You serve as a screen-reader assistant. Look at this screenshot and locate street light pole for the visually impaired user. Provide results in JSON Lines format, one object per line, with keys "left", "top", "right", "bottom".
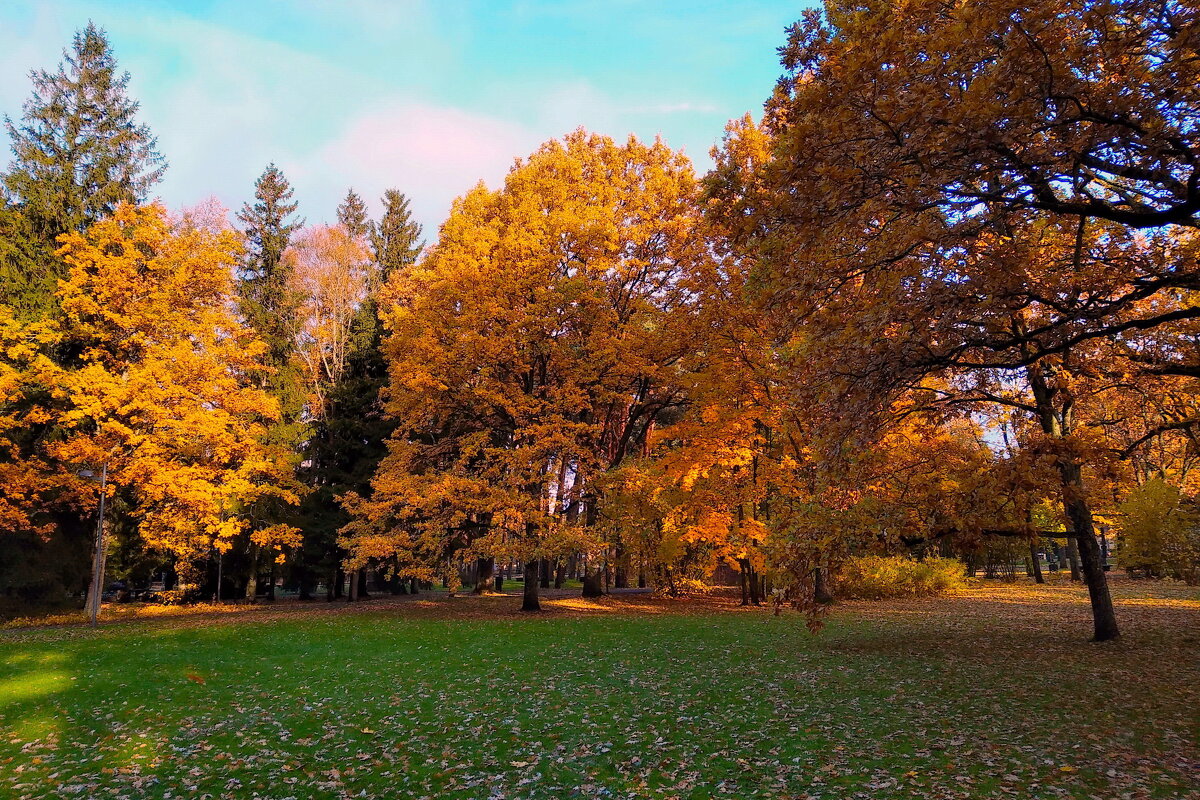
{"left": 85, "top": 462, "right": 109, "bottom": 627}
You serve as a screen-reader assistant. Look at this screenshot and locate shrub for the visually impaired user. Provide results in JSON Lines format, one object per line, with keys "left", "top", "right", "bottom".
{"left": 836, "top": 555, "right": 967, "bottom": 600}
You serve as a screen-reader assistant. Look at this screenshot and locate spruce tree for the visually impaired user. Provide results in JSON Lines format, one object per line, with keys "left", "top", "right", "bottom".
{"left": 294, "top": 189, "right": 423, "bottom": 598}
{"left": 236, "top": 164, "right": 303, "bottom": 372}
{"left": 4, "top": 22, "right": 165, "bottom": 240}
{"left": 235, "top": 164, "right": 305, "bottom": 601}
{"left": 370, "top": 189, "right": 423, "bottom": 284}
{"left": 336, "top": 188, "right": 369, "bottom": 240}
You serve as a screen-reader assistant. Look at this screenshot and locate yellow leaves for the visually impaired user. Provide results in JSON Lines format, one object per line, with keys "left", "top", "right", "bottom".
{"left": 0, "top": 202, "right": 294, "bottom": 567}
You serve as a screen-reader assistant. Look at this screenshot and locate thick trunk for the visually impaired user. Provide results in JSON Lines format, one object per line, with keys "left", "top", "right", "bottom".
{"left": 539, "top": 558, "right": 551, "bottom": 589}
{"left": 473, "top": 557, "right": 496, "bottom": 594}
{"left": 409, "top": 576, "right": 419, "bottom": 595}
{"left": 749, "top": 568, "right": 762, "bottom": 605}
{"left": 334, "top": 566, "right": 345, "bottom": 599}
{"left": 739, "top": 559, "right": 750, "bottom": 606}
{"left": 814, "top": 564, "right": 833, "bottom": 604}
{"left": 357, "top": 568, "right": 370, "bottom": 598}
{"left": 553, "top": 559, "right": 566, "bottom": 589}
{"left": 348, "top": 568, "right": 359, "bottom": 602}
{"left": 1029, "top": 542, "right": 1045, "bottom": 584}
{"left": 581, "top": 568, "right": 603, "bottom": 598}
{"left": 522, "top": 559, "right": 540, "bottom": 611}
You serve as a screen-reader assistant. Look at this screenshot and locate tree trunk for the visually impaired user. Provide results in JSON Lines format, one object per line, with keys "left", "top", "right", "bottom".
{"left": 814, "top": 564, "right": 833, "bottom": 604}
{"left": 267, "top": 559, "right": 277, "bottom": 601}
{"left": 522, "top": 559, "right": 540, "bottom": 611}
{"left": 1029, "top": 542, "right": 1045, "bottom": 584}
{"left": 581, "top": 568, "right": 603, "bottom": 598}
{"left": 1060, "top": 463, "right": 1119, "bottom": 640}
{"left": 749, "top": 567, "right": 762, "bottom": 605}
{"left": 348, "top": 568, "right": 359, "bottom": 602}
{"left": 244, "top": 542, "right": 259, "bottom": 603}
{"left": 1066, "top": 537, "right": 1082, "bottom": 582}
{"left": 473, "top": 557, "right": 495, "bottom": 594}
{"left": 553, "top": 559, "right": 566, "bottom": 589}
{"left": 739, "top": 558, "right": 750, "bottom": 606}
{"left": 539, "top": 558, "right": 551, "bottom": 589}
{"left": 1027, "top": 360, "right": 1118, "bottom": 640}
{"left": 409, "top": 576, "right": 419, "bottom": 595}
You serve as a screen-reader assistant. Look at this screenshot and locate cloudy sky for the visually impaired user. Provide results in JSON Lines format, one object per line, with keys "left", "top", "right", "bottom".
{"left": 0, "top": 1, "right": 809, "bottom": 236}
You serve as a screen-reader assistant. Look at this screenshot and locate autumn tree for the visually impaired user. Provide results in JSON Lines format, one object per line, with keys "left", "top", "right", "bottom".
{"left": 712, "top": 0, "right": 1200, "bottom": 640}
{"left": 343, "top": 131, "right": 707, "bottom": 610}
{"left": 0, "top": 204, "right": 297, "bottom": 600}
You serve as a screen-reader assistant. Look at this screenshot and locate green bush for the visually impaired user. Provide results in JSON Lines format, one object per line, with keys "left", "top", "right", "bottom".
{"left": 836, "top": 555, "right": 967, "bottom": 600}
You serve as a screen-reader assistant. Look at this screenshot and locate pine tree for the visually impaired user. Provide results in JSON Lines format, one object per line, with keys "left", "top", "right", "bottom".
{"left": 370, "top": 189, "right": 423, "bottom": 284}
{"left": 336, "top": 188, "right": 369, "bottom": 240}
{"left": 4, "top": 22, "right": 165, "bottom": 241}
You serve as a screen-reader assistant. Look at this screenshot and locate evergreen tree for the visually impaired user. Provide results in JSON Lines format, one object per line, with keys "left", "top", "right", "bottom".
{"left": 336, "top": 188, "right": 369, "bottom": 240}
{"left": 370, "top": 189, "right": 423, "bottom": 284}
{"left": 235, "top": 164, "right": 306, "bottom": 601}
{"left": 4, "top": 22, "right": 165, "bottom": 241}
{"left": 0, "top": 202, "right": 57, "bottom": 322}
{"left": 236, "top": 164, "right": 302, "bottom": 371}
{"left": 294, "top": 190, "right": 423, "bottom": 598}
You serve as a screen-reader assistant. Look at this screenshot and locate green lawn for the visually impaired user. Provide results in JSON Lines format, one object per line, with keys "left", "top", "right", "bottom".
{"left": 1, "top": 581, "right": 1198, "bottom": 799}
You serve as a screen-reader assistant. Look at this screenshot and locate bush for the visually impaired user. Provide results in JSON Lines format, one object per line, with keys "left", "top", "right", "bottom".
{"left": 836, "top": 555, "right": 967, "bottom": 600}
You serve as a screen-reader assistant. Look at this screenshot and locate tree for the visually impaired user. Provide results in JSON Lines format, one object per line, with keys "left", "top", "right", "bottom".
{"left": 235, "top": 165, "right": 307, "bottom": 599}
{"left": 287, "top": 225, "right": 371, "bottom": 415}
{"left": 712, "top": 0, "right": 1200, "bottom": 640}
{"left": 295, "top": 190, "right": 423, "bottom": 600}
{"left": 342, "top": 131, "right": 707, "bottom": 610}
{"left": 237, "top": 164, "right": 303, "bottom": 369}
{"left": 336, "top": 188, "right": 369, "bottom": 240}
{"left": 370, "top": 189, "right": 423, "bottom": 283}
{"left": 4, "top": 204, "right": 297, "bottom": 590}
{"left": 4, "top": 22, "right": 165, "bottom": 241}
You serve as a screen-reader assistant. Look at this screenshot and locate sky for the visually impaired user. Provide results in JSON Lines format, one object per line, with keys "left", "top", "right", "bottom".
{"left": 0, "top": 1, "right": 811, "bottom": 237}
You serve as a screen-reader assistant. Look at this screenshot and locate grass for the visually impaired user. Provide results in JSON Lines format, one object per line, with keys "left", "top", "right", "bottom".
{"left": 1, "top": 578, "right": 1197, "bottom": 799}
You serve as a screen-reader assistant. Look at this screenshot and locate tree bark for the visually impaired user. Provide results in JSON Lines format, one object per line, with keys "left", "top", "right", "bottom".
{"left": 539, "top": 558, "right": 551, "bottom": 589}
{"left": 1029, "top": 542, "right": 1045, "bottom": 584}
{"left": 473, "top": 557, "right": 495, "bottom": 594}
{"left": 739, "top": 558, "right": 750, "bottom": 606}
{"left": 581, "top": 568, "right": 603, "bottom": 598}
{"left": 348, "top": 568, "right": 359, "bottom": 602}
{"left": 814, "top": 564, "right": 833, "bottom": 604}
{"left": 522, "top": 559, "right": 540, "bottom": 611}
{"left": 553, "top": 559, "right": 566, "bottom": 589}
{"left": 1027, "top": 359, "right": 1119, "bottom": 640}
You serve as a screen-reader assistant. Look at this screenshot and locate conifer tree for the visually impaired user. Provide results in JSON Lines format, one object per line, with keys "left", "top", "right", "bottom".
{"left": 336, "top": 188, "right": 369, "bottom": 240}
{"left": 236, "top": 164, "right": 303, "bottom": 374}
{"left": 235, "top": 165, "right": 305, "bottom": 600}
{"left": 4, "top": 22, "right": 165, "bottom": 241}
{"left": 370, "top": 189, "right": 423, "bottom": 284}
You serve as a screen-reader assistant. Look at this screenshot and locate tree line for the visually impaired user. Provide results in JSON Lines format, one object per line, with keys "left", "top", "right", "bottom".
{"left": 3, "top": 3, "right": 1199, "bottom": 641}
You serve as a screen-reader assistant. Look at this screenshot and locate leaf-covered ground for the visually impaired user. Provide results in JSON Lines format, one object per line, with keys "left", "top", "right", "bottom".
{"left": 1, "top": 577, "right": 1197, "bottom": 799}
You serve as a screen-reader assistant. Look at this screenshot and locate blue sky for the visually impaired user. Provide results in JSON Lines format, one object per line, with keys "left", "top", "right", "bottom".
{"left": 0, "top": 1, "right": 810, "bottom": 236}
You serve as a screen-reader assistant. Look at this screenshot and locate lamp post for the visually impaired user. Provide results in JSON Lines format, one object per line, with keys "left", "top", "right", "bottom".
{"left": 82, "top": 463, "right": 109, "bottom": 627}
